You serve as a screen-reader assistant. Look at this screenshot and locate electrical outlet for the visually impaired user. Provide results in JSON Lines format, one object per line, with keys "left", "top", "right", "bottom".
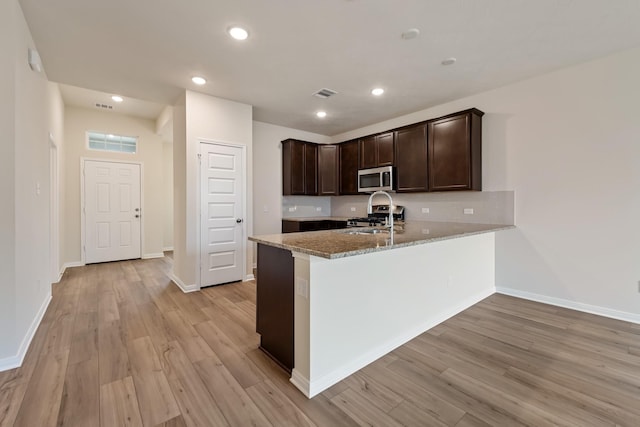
{"left": 422, "top": 228, "right": 430, "bottom": 235}
{"left": 316, "top": 207, "right": 322, "bottom": 212}
{"left": 288, "top": 207, "right": 295, "bottom": 212}
{"left": 421, "top": 207, "right": 430, "bottom": 214}
{"left": 263, "top": 205, "right": 269, "bottom": 213}
{"left": 463, "top": 208, "right": 474, "bottom": 215}
{"left": 350, "top": 207, "right": 356, "bottom": 212}
{"left": 296, "top": 277, "right": 309, "bottom": 299}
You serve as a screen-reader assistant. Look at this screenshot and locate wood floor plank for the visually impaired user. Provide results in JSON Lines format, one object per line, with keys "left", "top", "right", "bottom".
{"left": 13, "top": 349, "right": 69, "bottom": 427}
{"left": 128, "top": 336, "right": 181, "bottom": 427}
{"left": 359, "top": 364, "right": 466, "bottom": 426}
{"left": 98, "top": 323, "right": 131, "bottom": 385}
{"left": 193, "top": 357, "right": 273, "bottom": 426}
{"left": 99, "top": 376, "right": 144, "bottom": 427}
{"left": 331, "top": 387, "right": 404, "bottom": 427}
{"left": 384, "top": 358, "right": 525, "bottom": 426}
{"left": 56, "top": 357, "right": 100, "bottom": 427}
{"left": 5, "top": 256, "right": 638, "bottom": 427}
{"left": 194, "top": 320, "right": 265, "bottom": 388}
{"left": 160, "top": 341, "right": 230, "bottom": 427}
{"left": 505, "top": 366, "right": 639, "bottom": 426}
{"left": 387, "top": 400, "right": 449, "bottom": 427}
{"left": 246, "top": 380, "right": 317, "bottom": 427}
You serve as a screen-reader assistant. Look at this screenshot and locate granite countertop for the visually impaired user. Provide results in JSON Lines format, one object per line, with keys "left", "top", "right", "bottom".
{"left": 281, "top": 217, "right": 352, "bottom": 222}
{"left": 249, "top": 221, "right": 514, "bottom": 259}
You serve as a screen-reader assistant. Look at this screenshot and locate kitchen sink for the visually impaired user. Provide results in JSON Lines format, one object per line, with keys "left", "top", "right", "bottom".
{"left": 339, "top": 228, "right": 390, "bottom": 235}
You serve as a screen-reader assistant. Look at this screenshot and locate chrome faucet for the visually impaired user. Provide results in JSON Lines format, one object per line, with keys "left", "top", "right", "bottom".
{"left": 367, "top": 191, "right": 394, "bottom": 240}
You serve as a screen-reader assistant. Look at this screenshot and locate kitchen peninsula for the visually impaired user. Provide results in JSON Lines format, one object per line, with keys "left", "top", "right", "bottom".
{"left": 249, "top": 221, "right": 512, "bottom": 398}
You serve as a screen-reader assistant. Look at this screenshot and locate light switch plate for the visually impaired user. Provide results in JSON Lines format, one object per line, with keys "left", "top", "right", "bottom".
{"left": 421, "top": 207, "right": 430, "bottom": 214}
{"left": 463, "top": 208, "right": 474, "bottom": 215}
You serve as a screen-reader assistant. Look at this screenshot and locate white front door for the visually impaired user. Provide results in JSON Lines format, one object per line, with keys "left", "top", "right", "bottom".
{"left": 84, "top": 160, "right": 141, "bottom": 264}
{"left": 200, "top": 143, "right": 245, "bottom": 286}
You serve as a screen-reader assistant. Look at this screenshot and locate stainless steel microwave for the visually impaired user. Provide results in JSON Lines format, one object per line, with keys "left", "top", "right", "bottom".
{"left": 357, "top": 166, "right": 395, "bottom": 193}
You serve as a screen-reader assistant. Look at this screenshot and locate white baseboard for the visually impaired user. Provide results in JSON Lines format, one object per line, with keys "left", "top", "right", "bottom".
{"left": 245, "top": 273, "right": 255, "bottom": 281}
{"left": 0, "top": 293, "right": 52, "bottom": 372}
{"left": 290, "top": 370, "right": 311, "bottom": 398}
{"left": 142, "top": 252, "right": 165, "bottom": 259}
{"left": 57, "top": 261, "right": 85, "bottom": 281}
{"left": 163, "top": 246, "right": 174, "bottom": 252}
{"left": 299, "top": 287, "right": 495, "bottom": 398}
{"left": 169, "top": 271, "right": 200, "bottom": 293}
{"left": 496, "top": 287, "right": 640, "bottom": 325}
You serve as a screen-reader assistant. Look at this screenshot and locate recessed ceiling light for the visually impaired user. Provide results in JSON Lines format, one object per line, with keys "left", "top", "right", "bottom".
{"left": 192, "top": 76, "right": 207, "bottom": 85}
{"left": 401, "top": 28, "right": 420, "bottom": 40}
{"left": 441, "top": 57, "right": 457, "bottom": 66}
{"left": 228, "top": 26, "right": 249, "bottom": 41}
{"left": 316, "top": 111, "right": 327, "bottom": 119}
{"left": 371, "top": 88, "right": 384, "bottom": 96}
{"left": 111, "top": 95, "right": 123, "bottom": 103}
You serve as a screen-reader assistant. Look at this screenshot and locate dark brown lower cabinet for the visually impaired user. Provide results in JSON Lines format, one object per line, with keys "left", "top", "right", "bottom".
{"left": 256, "top": 244, "right": 294, "bottom": 373}
{"left": 282, "top": 219, "right": 348, "bottom": 233}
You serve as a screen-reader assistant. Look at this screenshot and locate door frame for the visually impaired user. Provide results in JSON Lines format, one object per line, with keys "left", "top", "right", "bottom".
{"left": 197, "top": 139, "right": 248, "bottom": 288}
{"left": 80, "top": 157, "right": 145, "bottom": 265}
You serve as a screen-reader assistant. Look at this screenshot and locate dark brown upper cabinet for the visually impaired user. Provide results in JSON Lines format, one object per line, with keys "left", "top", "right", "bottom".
{"left": 339, "top": 140, "right": 359, "bottom": 195}
{"left": 395, "top": 123, "right": 428, "bottom": 192}
{"left": 428, "top": 108, "right": 483, "bottom": 191}
{"left": 359, "top": 132, "right": 394, "bottom": 169}
{"left": 304, "top": 143, "right": 317, "bottom": 195}
{"left": 282, "top": 139, "right": 317, "bottom": 195}
{"left": 317, "top": 144, "right": 339, "bottom": 196}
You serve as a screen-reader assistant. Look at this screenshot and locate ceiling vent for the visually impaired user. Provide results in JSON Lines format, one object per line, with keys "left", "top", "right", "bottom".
{"left": 312, "top": 88, "right": 338, "bottom": 99}
{"left": 95, "top": 103, "right": 114, "bottom": 110}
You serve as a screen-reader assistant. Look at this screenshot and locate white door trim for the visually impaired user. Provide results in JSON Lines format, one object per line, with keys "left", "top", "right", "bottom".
{"left": 197, "top": 139, "right": 247, "bottom": 288}
{"left": 80, "top": 157, "right": 145, "bottom": 265}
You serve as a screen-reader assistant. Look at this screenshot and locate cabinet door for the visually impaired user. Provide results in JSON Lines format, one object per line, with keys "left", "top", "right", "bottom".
{"left": 318, "top": 144, "right": 339, "bottom": 196}
{"left": 376, "top": 132, "right": 394, "bottom": 166}
{"left": 339, "top": 140, "right": 359, "bottom": 194}
{"left": 428, "top": 113, "right": 473, "bottom": 191}
{"left": 304, "top": 143, "right": 317, "bottom": 195}
{"left": 359, "top": 136, "right": 377, "bottom": 169}
{"left": 256, "top": 244, "right": 294, "bottom": 372}
{"left": 282, "top": 139, "right": 305, "bottom": 195}
{"left": 395, "top": 124, "right": 428, "bottom": 192}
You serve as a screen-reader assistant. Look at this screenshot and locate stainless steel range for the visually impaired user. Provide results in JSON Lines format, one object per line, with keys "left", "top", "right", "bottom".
{"left": 347, "top": 205, "right": 405, "bottom": 227}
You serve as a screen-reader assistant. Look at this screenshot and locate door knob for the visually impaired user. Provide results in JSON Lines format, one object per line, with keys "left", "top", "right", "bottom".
{"left": 135, "top": 214, "right": 140, "bottom": 218}
{"left": 236, "top": 218, "right": 243, "bottom": 223}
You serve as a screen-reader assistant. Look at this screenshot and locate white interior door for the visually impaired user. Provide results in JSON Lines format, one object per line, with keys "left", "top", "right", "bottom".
{"left": 200, "top": 143, "right": 245, "bottom": 286}
{"left": 84, "top": 160, "right": 141, "bottom": 264}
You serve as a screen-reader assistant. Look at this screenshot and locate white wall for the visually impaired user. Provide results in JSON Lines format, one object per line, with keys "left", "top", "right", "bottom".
{"left": 252, "top": 121, "right": 331, "bottom": 236}
{"left": 0, "top": 0, "right": 18, "bottom": 362}
{"left": 163, "top": 141, "right": 174, "bottom": 250}
{"left": 330, "top": 48, "right": 640, "bottom": 319}
{"left": 1, "top": 0, "right": 61, "bottom": 368}
{"left": 48, "top": 82, "right": 65, "bottom": 281}
{"left": 173, "top": 91, "right": 253, "bottom": 289}
{"left": 63, "top": 107, "right": 167, "bottom": 263}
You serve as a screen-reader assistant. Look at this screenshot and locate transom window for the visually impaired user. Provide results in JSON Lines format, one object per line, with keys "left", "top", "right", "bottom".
{"left": 87, "top": 131, "right": 137, "bottom": 154}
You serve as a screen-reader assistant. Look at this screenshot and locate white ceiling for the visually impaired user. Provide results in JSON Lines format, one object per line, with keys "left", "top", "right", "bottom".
{"left": 59, "top": 84, "right": 166, "bottom": 120}
{"left": 19, "top": 0, "right": 640, "bottom": 136}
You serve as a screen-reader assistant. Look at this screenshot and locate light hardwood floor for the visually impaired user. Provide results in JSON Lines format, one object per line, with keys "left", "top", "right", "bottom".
{"left": 1, "top": 255, "right": 639, "bottom": 426}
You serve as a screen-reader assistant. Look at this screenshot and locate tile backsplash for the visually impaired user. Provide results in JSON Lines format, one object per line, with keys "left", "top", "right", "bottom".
{"left": 331, "top": 191, "right": 515, "bottom": 225}
{"left": 282, "top": 196, "right": 332, "bottom": 218}
{"left": 283, "top": 191, "right": 515, "bottom": 225}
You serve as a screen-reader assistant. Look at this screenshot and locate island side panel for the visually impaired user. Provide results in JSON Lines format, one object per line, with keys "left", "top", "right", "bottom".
{"left": 256, "top": 243, "right": 294, "bottom": 373}
{"left": 304, "top": 232, "right": 496, "bottom": 397}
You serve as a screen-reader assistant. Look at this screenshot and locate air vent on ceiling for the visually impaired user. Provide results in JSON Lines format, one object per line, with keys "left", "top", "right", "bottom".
{"left": 312, "top": 88, "right": 338, "bottom": 99}
{"left": 95, "top": 103, "right": 114, "bottom": 110}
